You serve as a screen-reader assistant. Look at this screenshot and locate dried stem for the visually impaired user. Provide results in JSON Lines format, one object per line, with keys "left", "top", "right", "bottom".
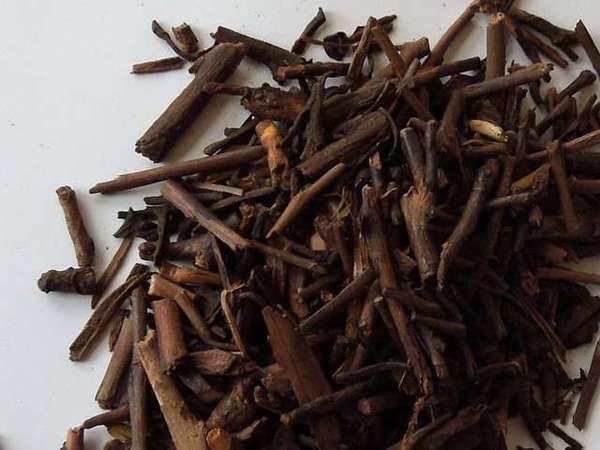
{"left": 299, "top": 267, "right": 377, "bottom": 332}
{"left": 292, "top": 7, "right": 326, "bottom": 55}
{"left": 547, "top": 141, "right": 580, "bottom": 235}
{"left": 38, "top": 266, "right": 96, "bottom": 295}
{"left": 56, "top": 186, "right": 95, "bottom": 266}
{"left": 438, "top": 159, "right": 500, "bottom": 289}
{"left": 268, "top": 163, "right": 346, "bottom": 238}
{"left": 135, "top": 43, "right": 247, "bottom": 162}
{"left": 137, "top": 331, "right": 207, "bottom": 450}
{"left": 573, "top": 338, "right": 600, "bottom": 430}
{"left": 70, "top": 265, "right": 147, "bottom": 361}
{"left": 153, "top": 298, "right": 188, "bottom": 371}
{"left": 275, "top": 62, "right": 348, "bottom": 82}
{"left": 161, "top": 180, "right": 249, "bottom": 252}
{"left": 263, "top": 307, "right": 343, "bottom": 450}
{"left": 575, "top": 20, "right": 600, "bottom": 77}
{"left": 96, "top": 317, "right": 133, "bottom": 409}
{"left": 90, "top": 145, "right": 264, "bottom": 194}
{"left": 92, "top": 238, "right": 133, "bottom": 308}
{"left": 129, "top": 286, "right": 148, "bottom": 450}
{"left": 132, "top": 57, "right": 185, "bottom": 74}
{"left": 159, "top": 261, "right": 221, "bottom": 286}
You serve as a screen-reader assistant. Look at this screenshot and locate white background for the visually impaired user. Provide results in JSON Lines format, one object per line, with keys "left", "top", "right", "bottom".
{"left": 1, "top": 0, "right": 600, "bottom": 448}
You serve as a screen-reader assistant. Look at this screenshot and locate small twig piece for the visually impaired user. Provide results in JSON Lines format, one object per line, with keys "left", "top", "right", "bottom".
{"left": 153, "top": 298, "right": 188, "bottom": 371}
{"left": 95, "top": 317, "right": 133, "bottom": 409}
{"left": 547, "top": 141, "right": 580, "bottom": 236}
{"left": 38, "top": 266, "right": 96, "bottom": 294}
{"left": 132, "top": 57, "right": 185, "bottom": 74}
{"left": 161, "top": 180, "right": 249, "bottom": 252}
{"left": 69, "top": 265, "right": 147, "bottom": 361}
{"left": 135, "top": 42, "right": 247, "bottom": 162}
{"left": 56, "top": 186, "right": 95, "bottom": 267}
{"left": 92, "top": 238, "right": 133, "bottom": 308}
{"left": 573, "top": 338, "right": 600, "bottom": 430}
{"left": 263, "top": 307, "right": 343, "bottom": 450}
{"left": 63, "top": 427, "right": 84, "bottom": 450}
{"left": 575, "top": 20, "right": 600, "bottom": 77}
{"left": 438, "top": 159, "right": 500, "bottom": 289}
{"left": 268, "top": 163, "right": 346, "bottom": 238}
{"left": 292, "top": 7, "right": 326, "bottom": 55}
{"left": 172, "top": 23, "right": 199, "bottom": 55}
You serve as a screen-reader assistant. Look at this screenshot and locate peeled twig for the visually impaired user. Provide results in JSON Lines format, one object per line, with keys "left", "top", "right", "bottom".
{"left": 153, "top": 298, "right": 188, "bottom": 371}
{"left": 137, "top": 331, "right": 208, "bottom": 450}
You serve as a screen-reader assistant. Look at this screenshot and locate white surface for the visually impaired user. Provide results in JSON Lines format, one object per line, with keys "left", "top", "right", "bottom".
{"left": 1, "top": 0, "right": 600, "bottom": 448}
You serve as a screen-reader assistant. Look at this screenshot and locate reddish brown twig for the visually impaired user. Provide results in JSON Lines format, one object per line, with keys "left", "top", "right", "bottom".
{"left": 56, "top": 186, "right": 95, "bottom": 267}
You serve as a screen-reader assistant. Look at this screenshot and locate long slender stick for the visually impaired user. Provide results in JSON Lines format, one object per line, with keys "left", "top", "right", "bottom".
{"left": 547, "top": 141, "right": 580, "bottom": 236}
{"left": 92, "top": 238, "right": 134, "bottom": 308}
{"left": 89, "top": 145, "right": 264, "bottom": 194}
{"left": 438, "top": 159, "right": 500, "bottom": 289}
{"left": 573, "top": 338, "right": 600, "bottom": 430}
{"left": 129, "top": 287, "right": 148, "bottom": 450}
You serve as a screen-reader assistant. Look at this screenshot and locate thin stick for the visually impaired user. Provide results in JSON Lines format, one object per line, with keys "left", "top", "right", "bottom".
{"left": 95, "top": 317, "right": 133, "bottom": 409}
{"left": 220, "top": 290, "right": 249, "bottom": 357}
{"left": 56, "top": 186, "right": 95, "bottom": 266}
{"left": 292, "top": 7, "right": 326, "bottom": 55}
{"left": 132, "top": 57, "right": 185, "bottom": 74}
{"left": 462, "top": 63, "right": 553, "bottom": 99}
{"left": 69, "top": 265, "right": 148, "bottom": 361}
{"left": 161, "top": 179, "right": 249, "bottom": 251}
{"left": 575, "top": 20, "right": 600, "bottom": 77}
{"left": 92, "top": 238, "right": 134, "bottom": 308}
{"left": 268, "top": 163, "right": 346, "bottom": 238}
{"left": 299, "top": 267, "right": 377, "bottom": 332}
{"left": 573, "top": 338, "right": 600, "bottom": 430}
{"left": 275, "top": 62, "right": 348, "bottom": 82}
{"left": 137, "top": 331, "right": 207, "bottom": 450}
{"left": 536, "top": 267, "right": 600, "bottom": 285}
{"left": 547, "top": 141, "right": 580, "bottom": 236}
{"left": 423, "top": 1, "right": 478, "bottom": 68}
{"left": 348, "top": 17, "right": 376, "bottom": 83}
{"left": 280, "top": 378, "right": 378, "bottom": 425}
{"left": 438, "top": 159, "right": 500, "bottom": 289}
{"left": 371, "top": 26, "right": 434, "bottom": 120}
{"left": 334, "top": 361, "right": 409, "bottom": 383}
{"left": 129, "top": 286, "right": 148, "bottom": 450}
{"left": 82, "top": 404, "right": 130, "bottom": 429}
{"left": 90, "top": 145, "right": 264, "bottom": 194}
{"left": 159, "top": 261, "right": 221, "bottom": 286}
